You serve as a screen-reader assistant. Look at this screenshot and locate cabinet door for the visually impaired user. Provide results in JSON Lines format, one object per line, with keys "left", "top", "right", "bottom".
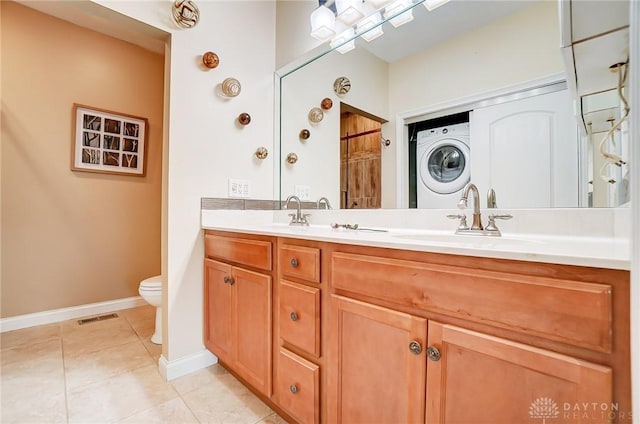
{"left": 203, "top": 259, "right": 233, "bottom": 364}
{"left": 426, "top": 322, "right": 612, "bottom": 423}
{"left": 277, "top": 348, "right": 320, "bottom": 424}
{"left": 327, "top": 295, "right": 427, "bottom": 424}
{"left": 234, "top": 267, "right": 272, "bottom": 396}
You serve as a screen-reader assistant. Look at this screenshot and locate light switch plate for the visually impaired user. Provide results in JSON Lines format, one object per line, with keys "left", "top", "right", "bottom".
{"left": 294, "top": 184, "right": 311, "bottom": 201}
{"left": 228, "top": 179, "right": 251, "bottom": 198}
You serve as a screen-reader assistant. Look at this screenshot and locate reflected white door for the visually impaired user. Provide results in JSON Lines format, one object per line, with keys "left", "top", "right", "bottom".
{"left": 470, "top": 89, "right": 580, "bottom": 208}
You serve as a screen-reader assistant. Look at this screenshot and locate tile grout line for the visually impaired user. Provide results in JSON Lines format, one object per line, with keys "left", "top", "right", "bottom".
{"left": 59, "top": 322, "right": 72, "bottom": 424}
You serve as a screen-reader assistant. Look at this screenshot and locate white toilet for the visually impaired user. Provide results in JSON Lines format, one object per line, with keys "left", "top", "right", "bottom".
{"left": 138, "top": 275, "right": 162, "bottom": 345}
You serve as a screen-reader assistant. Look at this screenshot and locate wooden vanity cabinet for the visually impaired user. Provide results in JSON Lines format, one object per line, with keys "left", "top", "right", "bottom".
{"left": 426, "top": 321, "right": 612, "bottom": 423}
{"left": 201, "top": 231, "right": 630, "bottom": 424}
{"left": 203, "top": 231, "right": 273, "bottom": 397}
{"left": 326, "top": 245, "right": 630, "bottom": 424}
{"left": 275, "top": 241, "right": 323, "bottom": 424}
{"left": 327, "top": 295, "right": 427, "bottom": 424}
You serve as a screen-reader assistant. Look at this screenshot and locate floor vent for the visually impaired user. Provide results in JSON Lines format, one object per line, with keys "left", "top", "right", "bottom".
{"left": 77, "top": 313, "right": 118, "bottom": 325}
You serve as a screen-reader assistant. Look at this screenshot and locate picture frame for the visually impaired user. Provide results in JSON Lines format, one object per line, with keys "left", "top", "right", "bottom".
{"left": 71, "top": 104, "right": 148, "bottom": 176}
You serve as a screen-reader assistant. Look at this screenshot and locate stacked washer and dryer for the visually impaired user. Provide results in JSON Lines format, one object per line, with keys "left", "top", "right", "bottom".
{"left": 416, "top": 122, "right": 470, "bottom": 209}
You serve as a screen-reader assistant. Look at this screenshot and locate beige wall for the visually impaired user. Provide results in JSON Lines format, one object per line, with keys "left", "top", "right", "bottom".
{"left": 1, "top": 2, "right": 164, "bottom": 318}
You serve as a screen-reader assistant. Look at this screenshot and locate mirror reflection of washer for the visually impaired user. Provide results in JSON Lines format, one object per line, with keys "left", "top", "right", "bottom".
{"left": 417, "top": 122, "right": 470, "bottom": 208}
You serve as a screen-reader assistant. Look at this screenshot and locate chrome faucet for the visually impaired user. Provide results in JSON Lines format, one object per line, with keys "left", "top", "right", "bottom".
{"left": 457, "top": 183, "right": 483, "bottom": 230}
{"left": 449, "top": 183, "right": 512, "bottom": 236}
{"left": 284, "top": 195, "right": 310, "bottom": 226}
{"left": 317, "top": 197, "right": 332, "bottom": 210}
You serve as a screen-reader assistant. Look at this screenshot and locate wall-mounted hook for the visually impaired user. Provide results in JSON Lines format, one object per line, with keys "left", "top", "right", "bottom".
{"left": 299, "top": 129, "right": 311, "bottom": 140}
{"left": 217, "top": 77, "right": 241, "bottom": 98}
{"left": 286, "top": 153, "right": 298, "bottom": 165}
{"left": 255, "top": 147, "right": 268, "bottom": 160}
{"left": 238, "top": 113, "right": 251, "bottom": 125}
{"left": 202, "top": 51, "right": 219, "bottom": 69}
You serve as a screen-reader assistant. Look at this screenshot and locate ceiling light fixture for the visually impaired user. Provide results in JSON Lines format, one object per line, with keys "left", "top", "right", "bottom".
{"left": 423, "top": 0, "right": 451, "bottom": 11}
{"left": 310, "top": 5, "right": 337, "bottom": 41}
{"left": 311, "top": 0, "right": 449, "bottom": 53}
{"left": 356, "top": 11, "right": 384, "bottom": 42}
{"left": 330, "top": 27, "right": 357, "bottom": 54}
{"left": 335, "top": 0, "right": 366, "bottom": 26}
{"left": 384, "top": 0, "right": 414, "bottom": 27}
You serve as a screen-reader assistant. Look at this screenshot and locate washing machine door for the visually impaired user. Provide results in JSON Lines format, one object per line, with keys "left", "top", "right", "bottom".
{"left": 419, "top": 138, "right": 470, "bottom": 194}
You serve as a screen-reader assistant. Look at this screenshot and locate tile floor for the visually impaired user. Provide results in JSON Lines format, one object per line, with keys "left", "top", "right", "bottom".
{"left": 0, "top": 305, "right": 286, "bottom": 424}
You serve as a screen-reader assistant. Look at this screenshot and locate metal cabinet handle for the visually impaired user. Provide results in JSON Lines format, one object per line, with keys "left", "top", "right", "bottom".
{"left": 290, "top": 258, "right": 299, "bottom": 268}
{"left": 290, "top": 311, "right": 298, "bottom": 321}
{"left": 408, "top": 340, "right": 423, "bottom": 355}
{"left": 290, "top": 384, "right": 298, "bottom": 394}
{"left": 227, "top": 277, "right": 235, "bottom": 286}
{"left": 223, "top": 276, "right": 229, "bottom": 284}
{"left": 427, "top": 345, "right": 441, "bottom": 362}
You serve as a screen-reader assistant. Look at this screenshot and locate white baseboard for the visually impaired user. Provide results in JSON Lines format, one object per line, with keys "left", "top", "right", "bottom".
{"left": 158, "top": 349, "right": 218, "bottom": 381}
{"left": 0, "top": 296, "right": 147, "bottom": 333}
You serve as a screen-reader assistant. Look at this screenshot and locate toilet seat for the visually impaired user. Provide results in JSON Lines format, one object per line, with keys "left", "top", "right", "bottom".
{"left": 140, "top": 275, "right": 162, "bottom": 291}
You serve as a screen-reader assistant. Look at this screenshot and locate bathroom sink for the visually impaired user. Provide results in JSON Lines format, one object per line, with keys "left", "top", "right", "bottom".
{"left": 391, "top": 232, "right": 542, "bottom": 248}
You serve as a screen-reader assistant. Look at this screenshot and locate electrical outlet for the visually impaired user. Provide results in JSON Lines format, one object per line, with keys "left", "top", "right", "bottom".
{"left": 294, "top": 184, "right": 311, "bottom": 201}
{"left": 228, "top": 179, "right": 251, "bottom": 198}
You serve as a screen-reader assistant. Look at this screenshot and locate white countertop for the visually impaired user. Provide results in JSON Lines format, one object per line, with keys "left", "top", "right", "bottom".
{"left": 201, "top": 208, "right": 631, "bottom": 270}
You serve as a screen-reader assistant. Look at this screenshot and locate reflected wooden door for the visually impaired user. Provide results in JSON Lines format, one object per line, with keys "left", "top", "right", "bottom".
{"left": 340, "top": 111, "right": 382, "bottom": 209}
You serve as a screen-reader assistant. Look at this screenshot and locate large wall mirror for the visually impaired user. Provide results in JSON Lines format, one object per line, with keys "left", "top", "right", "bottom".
{"left": 277, "top": 0, "right": 630, "bottom": 210}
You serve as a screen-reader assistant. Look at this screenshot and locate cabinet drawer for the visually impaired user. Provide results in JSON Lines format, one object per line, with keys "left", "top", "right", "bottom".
{"left": 277, "top": 348, "right": 320, "bottom": 424}
{"left": 204, "top": 233, "right": 272, "bottom": 271}
{"left": 331, "top": 252, "right": 612, "bottom": 352}
{"left": 279, "top": 280, "right": 321, "bottom": 356}
{"left": 279, "top": 244, "right": 320, "bottom": 283}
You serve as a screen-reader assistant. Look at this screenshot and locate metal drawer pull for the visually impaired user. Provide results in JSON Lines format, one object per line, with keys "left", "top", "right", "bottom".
{"left": 290, "top": 384, "right": 298, "bottom": 394}
{"left": 290, "top": 258, "right": 299, "bottom": 268}
{"left": 427, "top": 346, "right": 441, "bottom": 361}
{"left": 290, "top": 311, "right": 299, "bottom": 321}
{"left": 408, "top": 340, "right": 422, "bottom": 355}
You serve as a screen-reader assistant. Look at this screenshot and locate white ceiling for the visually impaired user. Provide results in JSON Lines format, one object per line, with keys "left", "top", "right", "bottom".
{"left": 16, "top": 0, "right": 168, "bottom": 54}
{"left": 356, "top": 0, "right": 537, "bottom": 63}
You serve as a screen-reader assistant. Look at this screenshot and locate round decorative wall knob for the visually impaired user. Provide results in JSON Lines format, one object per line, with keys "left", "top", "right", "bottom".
{"left": 333, "top": 76, "right": 351, "bottom": 95}
{"left": 202, "top": 52, "right": 219, "bottom": 69}
{"left": 220, "top": 77, "right": 241, "bottom": 97}
{"left": 299, "top": 129, "right": 310, "bottom": 140}
{"left": 286, "top": 153, "right": 298, "bottom": 165}
{"left": 238, "top": 113, "right": 251, "bottom": 125}
{"left": 172, "top": 0, "right": 200, "bottom": 28}
{"left": 321, "top": 97, "right": 333, "bottom": 110}
{"left": 255, "top": 147, "right": 268, "bottom": 160}
{"left": 308, "top": 107, "right": 324, "bottom": 124}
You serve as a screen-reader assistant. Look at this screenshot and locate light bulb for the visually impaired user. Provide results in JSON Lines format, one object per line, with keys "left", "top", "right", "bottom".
{"left": 335, "top": 0, "right": 365, "bottom": 26}
{"left": 384, "top": 0, "right": 414, "bottom": 27}
{"left": 356, "top": 12, "right": 384, "bottom": 42}
{"left": 310, "top": 5, "right": 337, "bottom": 41}
{"left": 423, "top": 0, "right": 451, "bottom": 11}
{"left": 330, "top": 27, "right": 356, "bottom": 54}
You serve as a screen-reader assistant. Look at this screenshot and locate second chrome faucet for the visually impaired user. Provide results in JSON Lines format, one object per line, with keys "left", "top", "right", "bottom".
{"left": 449, "top": 182, "right": 512, "bottom": 236}
{"left": 285, "top": 195, "right": 310, "bottom": 226}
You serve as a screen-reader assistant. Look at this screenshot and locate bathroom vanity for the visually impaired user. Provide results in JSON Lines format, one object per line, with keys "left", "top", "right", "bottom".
{"left": 201, "top": 216, "right": 631, "bottom": 423}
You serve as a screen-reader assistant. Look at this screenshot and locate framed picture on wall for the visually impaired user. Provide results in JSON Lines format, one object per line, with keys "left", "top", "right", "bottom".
{"left": 71, "top": 104, "right": 148, "bottom": 176}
